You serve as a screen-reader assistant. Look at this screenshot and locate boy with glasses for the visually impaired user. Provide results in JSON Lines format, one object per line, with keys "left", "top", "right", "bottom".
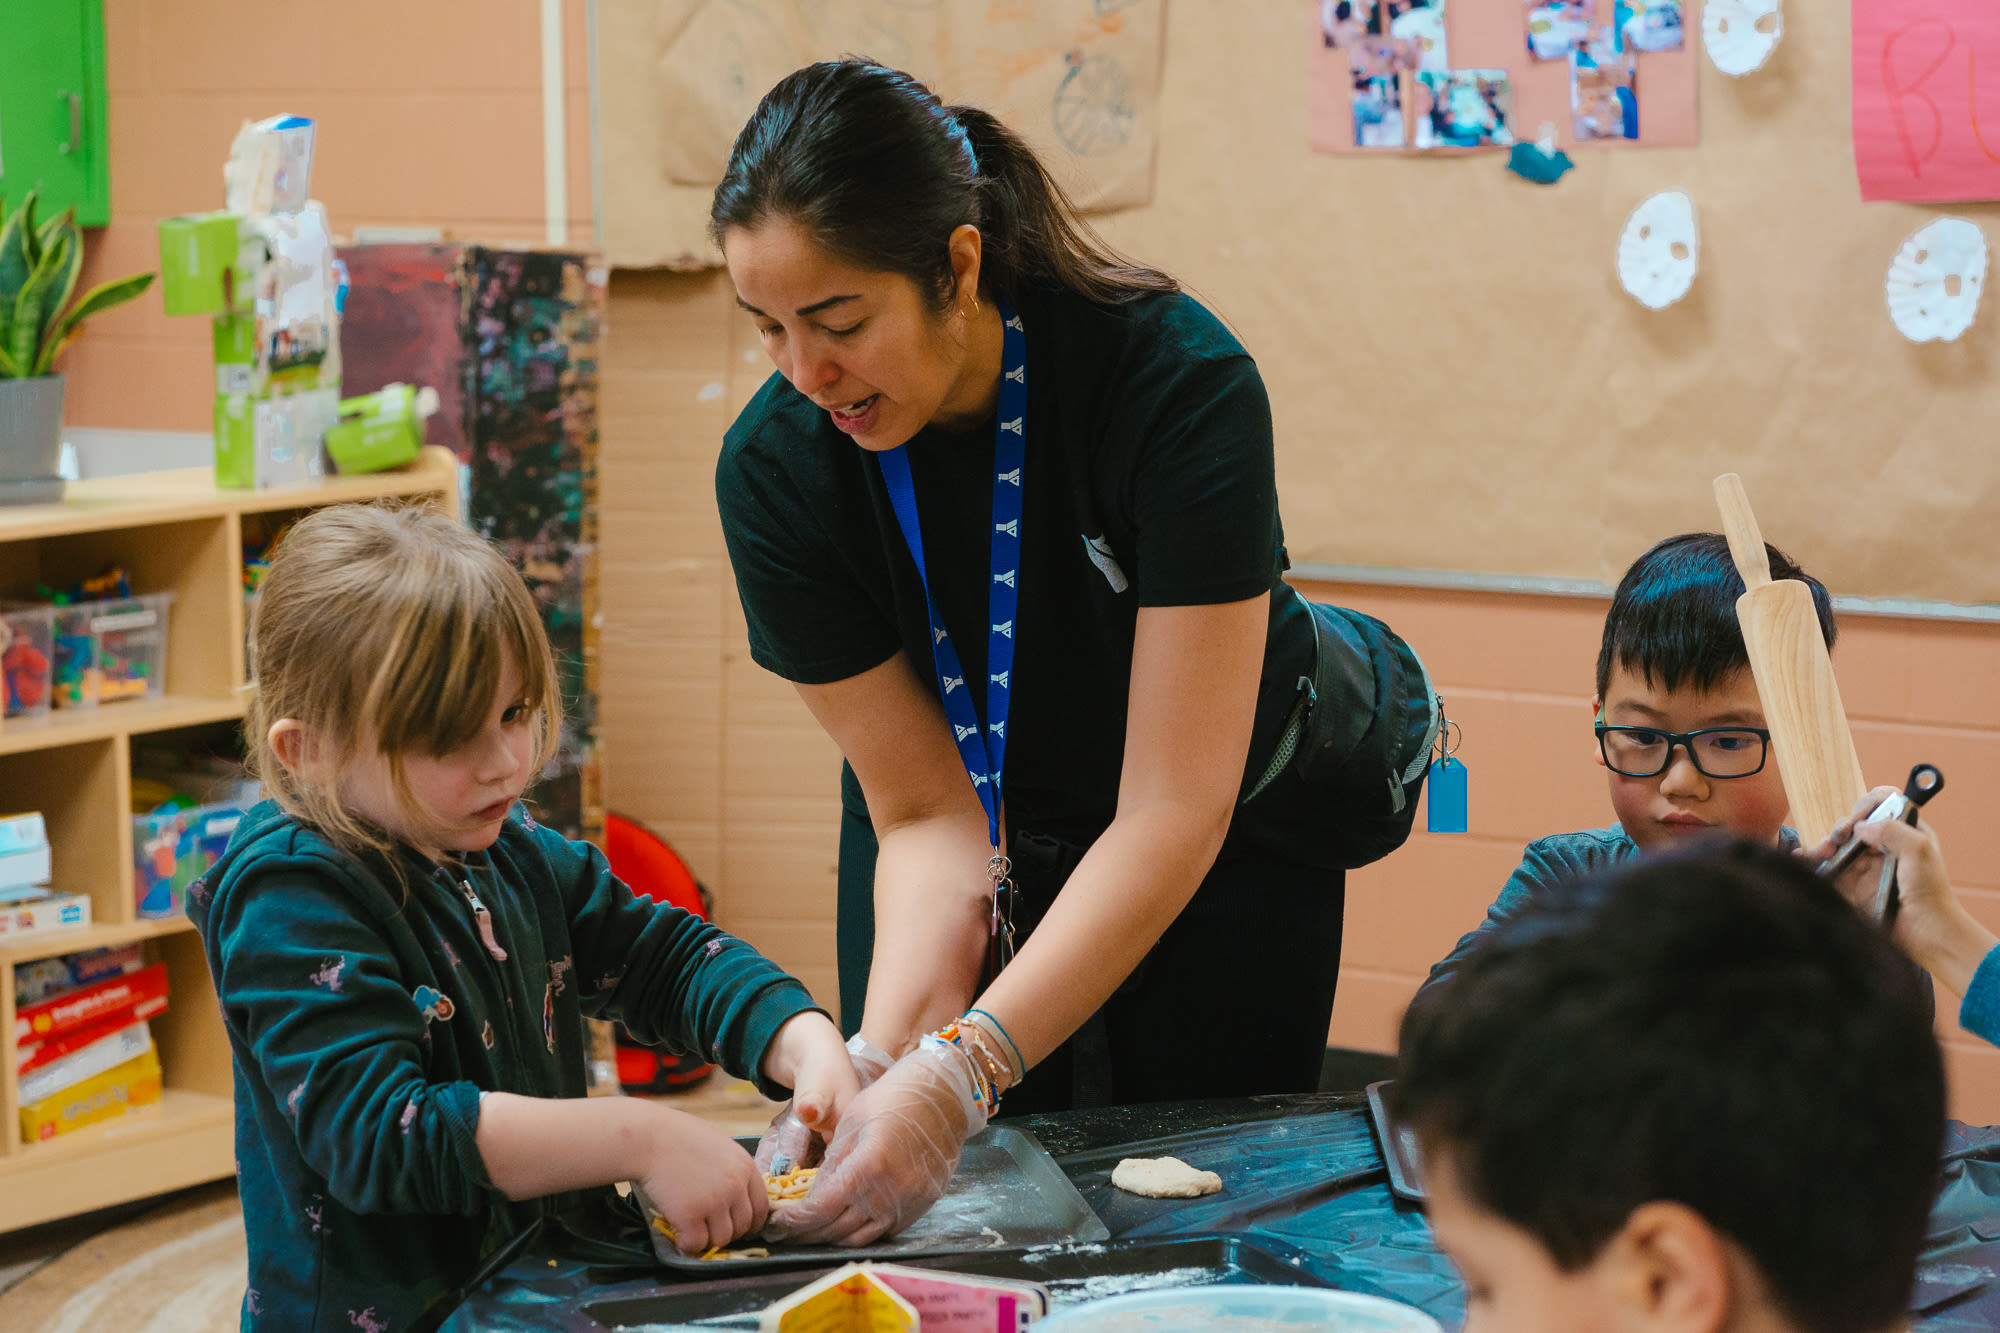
{"left": 1424, "top": 533, "right": 1829, "bottom": 994}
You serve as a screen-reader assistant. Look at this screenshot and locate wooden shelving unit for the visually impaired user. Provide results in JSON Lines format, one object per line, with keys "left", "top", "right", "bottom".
{"left": 0, "top": 446, "right": 461, "bottom": 1233}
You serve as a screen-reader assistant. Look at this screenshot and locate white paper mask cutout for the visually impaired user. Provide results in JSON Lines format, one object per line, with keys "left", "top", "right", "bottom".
{"left": 1702, "top": 0, "right": 1783, "bottom": 77}
{"left": 1617, "top": 191, "right": 1700, "bottom": 311}
{"left": 1886, "top": 217, "right": 1988, "bottom": 344}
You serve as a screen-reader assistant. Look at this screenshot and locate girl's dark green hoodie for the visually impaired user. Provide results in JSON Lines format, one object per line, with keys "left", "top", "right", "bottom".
{"left": 191, "top": 801, "right": 819, "bottom": 1332}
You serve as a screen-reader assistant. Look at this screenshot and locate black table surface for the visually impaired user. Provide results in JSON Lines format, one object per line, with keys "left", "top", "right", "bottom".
{"left": 447, "top": 1093, "right": 2000, "bottom": 1331}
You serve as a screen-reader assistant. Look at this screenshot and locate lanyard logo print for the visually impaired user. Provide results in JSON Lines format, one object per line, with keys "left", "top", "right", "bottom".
{"left": 874, "top": 302, "right": 1026, "bottom": 858}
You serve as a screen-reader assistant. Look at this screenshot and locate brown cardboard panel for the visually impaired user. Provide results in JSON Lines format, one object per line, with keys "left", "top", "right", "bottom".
{"left": 598, "top": 0, "right": 729, "bottom": 270}
{"left": 792, "top": 968, "right": 842, "bottom": 1018}
{"left": 595, "top": 445, "right": 729, "bottom": 521}
{"left": 719, "top": 822, "right": 842, "bottom": 910}
{"left": 597, "top": 688, "right": 725, "bottom": 826}
{"left": 602, "top": 324, "right": 730, "bottom": 380}
{"left": 607, "top": 272, "right": 738, "bottom": 365}
{"left": 719, "top": 920, "right": 838, "bottom": 980}
{"left": 598, "top": 565, "right": 724, "bottom": 634}
{"left": 723, "top": 720, "right": 845, "bottom": 792}
{"left": 635, "top": 818, "right": 725, "bottom": 890}
{"left": 724, "top": 918, "right": 838, "bottom": 956}
{"left": 723, "top": 650, "right": 829, "bottom": 730}
{"left": 598, "top": 624, "right": 723, "bottom": 689}
{"left": 607, "top": 1, "right": 1165, "bottom": 266}
{"left": 599, "top": 491, "right": 726, "bottom": 563}
{"left": 722, "top": 784, "right": 845, "bottom": 835}
{"left": 601, "top": 369, "right": 735, "bottom": 433}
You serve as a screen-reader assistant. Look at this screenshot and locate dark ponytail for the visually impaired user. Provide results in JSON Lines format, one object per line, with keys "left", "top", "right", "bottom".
{"left": 710, "top": 59, "right": 1176, "bottom": 312}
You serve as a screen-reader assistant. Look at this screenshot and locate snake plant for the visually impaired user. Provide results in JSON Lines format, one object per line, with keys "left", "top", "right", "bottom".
{"left": 0, "top": 189, "right": 155, "bottom": 379}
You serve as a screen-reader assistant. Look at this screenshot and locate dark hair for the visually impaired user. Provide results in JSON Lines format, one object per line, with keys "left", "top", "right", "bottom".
{"left": 1595, "top": 532, "right": 1835, "bottom": 699}
{"left": 710, "top": 59, "right": 1177, "bottom": 312}
{"left": 1393, "top": 841, "right": 1943, "bottom": 1333}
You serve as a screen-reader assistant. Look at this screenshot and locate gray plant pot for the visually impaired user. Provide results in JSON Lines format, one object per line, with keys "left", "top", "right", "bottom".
{"left": 0, "top": 375, "right": 67, "bottom": 505}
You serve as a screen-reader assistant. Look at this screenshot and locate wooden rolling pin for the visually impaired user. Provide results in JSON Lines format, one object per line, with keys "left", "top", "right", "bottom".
{"left": 1713, "top": 474, "right": 1866, "bottom": 848}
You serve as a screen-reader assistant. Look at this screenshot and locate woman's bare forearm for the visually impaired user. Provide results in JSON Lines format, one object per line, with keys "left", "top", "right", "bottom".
{"left": 858, "top": 808, "right": 996, "bottom": 1057}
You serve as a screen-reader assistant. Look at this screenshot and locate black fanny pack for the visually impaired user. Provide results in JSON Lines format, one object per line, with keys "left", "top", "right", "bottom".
{"left": 1241, "top": 589, "right": 1444, "bottom": 871}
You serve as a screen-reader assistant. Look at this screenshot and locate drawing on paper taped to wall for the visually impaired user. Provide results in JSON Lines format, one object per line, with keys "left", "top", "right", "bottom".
{"left": 653, "top": 0, "right": 1165, "bottom": 212}
{"left": 1052, "top": 52, "right": 1135, "bottom": 156}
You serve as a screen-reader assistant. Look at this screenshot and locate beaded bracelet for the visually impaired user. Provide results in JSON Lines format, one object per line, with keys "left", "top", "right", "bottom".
{"left": 928, "top": 1023, "right": 999, "bottom": 1113}
{"left": 962, "top": 1009, "right": 1026, "bottom": 1085}
{"left": 958, "top": 1024, "right": 1014, "bottom": 1103}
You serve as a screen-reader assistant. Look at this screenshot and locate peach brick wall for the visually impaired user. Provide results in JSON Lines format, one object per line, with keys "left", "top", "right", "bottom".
{"left": 65, "top": 0, "right": 594, "bottom": 430}
{"left": 65, "top": 3, "right": 2000, "bottom": 1127}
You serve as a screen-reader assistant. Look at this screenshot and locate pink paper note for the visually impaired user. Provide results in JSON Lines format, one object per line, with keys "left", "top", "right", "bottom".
{"left": 1852, "top": 0, "right": 2000, "bottom": 202}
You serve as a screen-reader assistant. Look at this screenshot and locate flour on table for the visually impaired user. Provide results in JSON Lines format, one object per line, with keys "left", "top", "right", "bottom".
{"left": 1110, "top": 1156, "right": 1222, "bottom": 1198}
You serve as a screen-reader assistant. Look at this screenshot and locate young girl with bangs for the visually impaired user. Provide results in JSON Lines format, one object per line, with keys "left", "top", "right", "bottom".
{"left": 193, "top": 504, "right": 856, "bottom": 1333}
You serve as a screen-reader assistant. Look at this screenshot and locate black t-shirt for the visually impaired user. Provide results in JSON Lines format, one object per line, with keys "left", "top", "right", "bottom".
{"left": 716, "top": 283, "right": 1313, "bottom": 828}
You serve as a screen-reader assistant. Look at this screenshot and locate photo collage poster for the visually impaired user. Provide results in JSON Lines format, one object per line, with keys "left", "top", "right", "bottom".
{"left": 1315, "top": 0, "right": 1686, "bottom": 154}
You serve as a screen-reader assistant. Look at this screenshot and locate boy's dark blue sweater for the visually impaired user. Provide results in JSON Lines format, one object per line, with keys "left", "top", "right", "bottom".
{"left": 191, "top": 801, "right": 818, "bottom": 1332}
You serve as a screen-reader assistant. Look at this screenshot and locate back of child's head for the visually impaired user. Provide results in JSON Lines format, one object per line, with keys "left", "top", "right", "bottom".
{"left": 247, "top": 503, "right": 560, "bottom": 858}
{"left": 1394, "top": 841, "right": 1943, "bottom": 1333}
{"left": 1596, "top": 533, "right": 1836, "bottom": 699}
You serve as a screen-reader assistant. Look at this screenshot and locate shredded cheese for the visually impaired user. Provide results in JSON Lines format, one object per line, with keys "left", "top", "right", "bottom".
{"left": 649, "top": 1167, "right": 820, "bottom": 1260}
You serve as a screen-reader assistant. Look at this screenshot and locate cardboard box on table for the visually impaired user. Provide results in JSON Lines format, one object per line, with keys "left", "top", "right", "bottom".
{"left": 156, "top": 116, "right": 344, "bottom": 489}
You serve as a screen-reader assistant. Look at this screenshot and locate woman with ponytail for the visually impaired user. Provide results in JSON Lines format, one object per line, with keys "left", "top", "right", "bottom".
{"left": 713, "top": 59, "right": 1352, "bottom": 1243}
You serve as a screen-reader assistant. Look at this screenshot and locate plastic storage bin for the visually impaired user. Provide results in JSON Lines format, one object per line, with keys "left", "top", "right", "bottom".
{"left": 50, "top": 592, "right": 175, "bottom": 708}
{"left": 133, "top": 800, "right": 246, "bottom": 918}
{"left": 1, "top": 605, "right": 56, "bottom": 718}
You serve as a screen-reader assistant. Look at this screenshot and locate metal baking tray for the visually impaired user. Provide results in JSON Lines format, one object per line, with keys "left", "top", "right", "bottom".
{"left": 564, "top": 1234, "right": 1336, "bottom": 1330}
{"left": 1365, "top": 1080, "right": 1426, "bottom": 1203}
{"left": 643, "top": 1124, "right": 1107, "bottom": 1274}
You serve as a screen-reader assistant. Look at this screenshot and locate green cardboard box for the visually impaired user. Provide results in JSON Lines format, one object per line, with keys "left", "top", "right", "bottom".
{"left": 157, "top": 213, "right": 244, "bottom": 316}
{"left": 324, "top": 383, "right": 431, "bottom": 474}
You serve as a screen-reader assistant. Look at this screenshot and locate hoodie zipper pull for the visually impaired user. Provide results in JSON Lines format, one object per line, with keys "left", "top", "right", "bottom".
{"left": 458, "top": 878, "right": 509, "bottom": 961}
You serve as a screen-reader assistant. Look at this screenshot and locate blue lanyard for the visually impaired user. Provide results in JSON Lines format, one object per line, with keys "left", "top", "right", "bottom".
{"left": 874, "top": 303, "right": 1026, "bottom": 855}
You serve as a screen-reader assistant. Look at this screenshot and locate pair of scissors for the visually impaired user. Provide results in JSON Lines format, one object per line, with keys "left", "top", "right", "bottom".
{"left": 1814, "top": 764, "right": 1944, "bottom": 927}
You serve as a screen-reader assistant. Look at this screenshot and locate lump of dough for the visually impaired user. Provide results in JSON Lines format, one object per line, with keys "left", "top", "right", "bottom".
{"left": 1111, "top": 1155, "right": 1223, "bottom": 1198}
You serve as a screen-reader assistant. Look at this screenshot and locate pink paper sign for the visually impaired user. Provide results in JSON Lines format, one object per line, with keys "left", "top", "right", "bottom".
{"left": 1852, "top": 0, "right": 2000, "bottom": 202}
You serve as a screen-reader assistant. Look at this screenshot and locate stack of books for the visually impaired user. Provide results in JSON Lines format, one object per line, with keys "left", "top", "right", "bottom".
{"left": 15, "top": 946, "right": 168, "bottom": 1142}
{"left": 0, "top": 811, "right": 91, "bottom": 940}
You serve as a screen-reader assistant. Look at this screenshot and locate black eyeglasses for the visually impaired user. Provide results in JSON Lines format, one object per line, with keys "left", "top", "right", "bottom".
{"left": 1594, "top": 724, "right": 1772, "bottom": 779}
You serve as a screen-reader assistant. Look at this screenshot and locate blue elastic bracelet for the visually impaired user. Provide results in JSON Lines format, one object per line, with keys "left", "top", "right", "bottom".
{"left": 965, "top": 1008, "right": 1025, "bottom": 1079}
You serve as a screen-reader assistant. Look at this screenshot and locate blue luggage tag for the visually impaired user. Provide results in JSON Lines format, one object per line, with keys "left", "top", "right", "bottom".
{"left": 1427, "top": 756, "right": 1468, "bottom": 833}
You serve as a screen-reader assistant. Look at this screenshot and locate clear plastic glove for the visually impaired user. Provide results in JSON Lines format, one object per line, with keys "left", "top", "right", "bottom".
{"left": 762, "top": 1036, "right": 988, "bottom": 1247}
{"left": 755, "top": 1034, "right": 894, "bottom": 1175}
